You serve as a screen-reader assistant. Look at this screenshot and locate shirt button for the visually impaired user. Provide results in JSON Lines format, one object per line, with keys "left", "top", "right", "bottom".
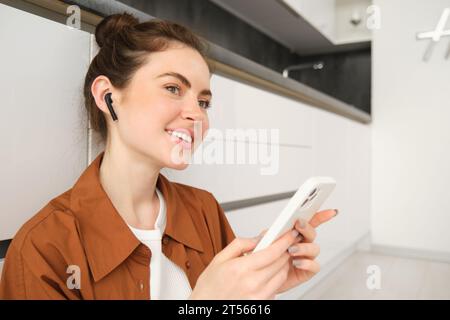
{"left": 185, "top": 260, "right": 191, "bottom": 269}
{"left": 162, "top": 236, "right": 169, "bottom": 245}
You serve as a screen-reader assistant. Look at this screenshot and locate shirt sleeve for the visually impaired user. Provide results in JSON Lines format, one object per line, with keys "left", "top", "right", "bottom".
{"left": 206, "top": 192, "right": 236, "bottom": 255}
{"left": 0, "top": 238, "right": 80, "bottom": 300}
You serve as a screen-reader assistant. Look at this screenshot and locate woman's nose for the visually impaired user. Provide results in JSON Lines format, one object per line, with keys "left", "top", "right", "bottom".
{"left": 181, "top": 99, "right": 205, "bottom": 122}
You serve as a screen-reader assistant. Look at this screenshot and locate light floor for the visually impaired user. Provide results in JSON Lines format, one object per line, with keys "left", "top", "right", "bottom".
{"left": 301, "top": 251, "right": 450, "bottom": 300}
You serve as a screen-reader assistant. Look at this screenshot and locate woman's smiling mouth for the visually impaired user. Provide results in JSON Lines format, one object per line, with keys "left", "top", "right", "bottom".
{"left": 165, "top": 128, "right": 193, "bottom": 150}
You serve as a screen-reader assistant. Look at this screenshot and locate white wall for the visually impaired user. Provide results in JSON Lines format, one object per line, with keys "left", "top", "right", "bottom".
{"left": 372, "top": 0, "right": 450, "bottom": 254}
{"left": 0, "top": 3, "right": 90, "bottom": 240}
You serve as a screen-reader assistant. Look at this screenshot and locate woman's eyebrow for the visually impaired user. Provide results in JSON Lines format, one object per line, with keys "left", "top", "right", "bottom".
{"left": 156, "top": 71, "right": 212, "bottom": 97}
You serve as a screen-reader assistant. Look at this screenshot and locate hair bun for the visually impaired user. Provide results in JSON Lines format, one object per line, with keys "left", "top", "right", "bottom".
{"left": 95, "top": 13, "right": 139, "bottom": 48}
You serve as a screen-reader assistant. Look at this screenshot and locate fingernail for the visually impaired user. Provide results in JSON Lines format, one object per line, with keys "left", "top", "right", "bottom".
{"left": 292, "top": 259, "right": 304, "bottom": 268}
{"left": 334, "top": 209, "right": 339, "bottom": 217}
{"left": 291, "top": 229, "right": 300, "bottom": 238}
{"left": 297, "top": 218, "right": 306, "bottom": 229}
{"left": 288, "top": 245, "right": 299, "bottom": 254}
{"left": 251, "top": 233, "right": 263, "bottom": 243}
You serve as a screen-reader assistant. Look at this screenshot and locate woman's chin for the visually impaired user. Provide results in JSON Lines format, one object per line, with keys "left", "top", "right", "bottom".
{"left": 165, "top": 161, "right": 190, "bottom": 171}
{"left": 163, "top": 150, "right": 192, "bottom": 170}
{"left": 164, "top": 142, "right": 194, "bottom": 167}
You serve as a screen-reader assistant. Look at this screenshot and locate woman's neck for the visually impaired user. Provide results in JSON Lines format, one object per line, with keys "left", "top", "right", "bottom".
{"left": 99, "top": 144, "right": 162, "bottom": 230}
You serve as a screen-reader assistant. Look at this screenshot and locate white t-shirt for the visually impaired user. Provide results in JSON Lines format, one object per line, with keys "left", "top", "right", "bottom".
{"left": 127, "top": 187, "right": 193, "bottom": 300}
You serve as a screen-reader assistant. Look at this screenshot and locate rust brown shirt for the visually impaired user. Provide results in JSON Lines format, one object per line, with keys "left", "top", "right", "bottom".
{"left": 0, "top": 152, "right": 236, "bottom": 299}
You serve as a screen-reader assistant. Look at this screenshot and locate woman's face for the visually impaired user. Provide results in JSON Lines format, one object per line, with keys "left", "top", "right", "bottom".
{"left": 109, "top": 43, "right": 211, "bottom": 170}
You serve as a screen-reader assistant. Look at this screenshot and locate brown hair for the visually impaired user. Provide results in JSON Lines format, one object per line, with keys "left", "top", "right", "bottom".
{"left": 83, "top": 13, "right": 212, "bottom": 142}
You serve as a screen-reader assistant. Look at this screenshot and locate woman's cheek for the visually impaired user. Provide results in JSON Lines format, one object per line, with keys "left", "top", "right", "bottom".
{"left": 202, "top": 117, "right": 209, "bottom": 139}
{"left": 128, "top": 113, "right": 160, "bottom": 147}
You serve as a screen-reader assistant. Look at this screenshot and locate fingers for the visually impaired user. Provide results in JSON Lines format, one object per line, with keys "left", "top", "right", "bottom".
{"left": 242, "top": 228, "right": 301, "bottom": 269}
{"left": 258, "top": 259, "right": 290, "bottom": 299}
{"left": 213, "top": 237, "right": 259, "bottom": 264}
{"left": 294, "top": 218, "right": 316, "bottom": 243}
{"left": 292, "top": 258, "right": 320, "bottom": 274}
{"left": 287, "top": 242, "right": 320, "bottom": 258}
{"left": 256, "top": 251, "right": 290, "bottom": 284}
{"left": 309, "top": 209, "right": 338, "bottom": 229}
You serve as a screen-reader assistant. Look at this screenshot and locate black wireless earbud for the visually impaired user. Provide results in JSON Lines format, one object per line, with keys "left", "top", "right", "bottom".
{"left": 104, "top": 92, "right": 118, "bottom": 121}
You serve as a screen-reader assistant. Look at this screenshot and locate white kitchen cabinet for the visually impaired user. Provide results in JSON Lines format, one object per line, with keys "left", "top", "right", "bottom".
{"left": 209, "top": 74, "right": 313, "bottom": 147}
{"left": 283, "top": 0, "right": 337, "bottom": 40}
{"left": 282, "top": 0, "right": 372, "bottom": 44}
{"left": 311, "top": 107, "right": 371, "bottom": 251}
{"left": 163, "top": 141, "right": 313, "bottom": 203}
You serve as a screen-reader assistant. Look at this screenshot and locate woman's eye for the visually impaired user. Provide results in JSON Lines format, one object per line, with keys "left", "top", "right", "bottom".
{"left": 199, "top": 100, "right": 211, "bottom": 109}
{"left": 166, "top": 85, "right": 180, "bottom": 95}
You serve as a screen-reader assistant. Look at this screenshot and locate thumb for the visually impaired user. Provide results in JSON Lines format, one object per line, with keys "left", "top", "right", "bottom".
{"left": 214, "top": 237, "right": 259, "bottom": 263}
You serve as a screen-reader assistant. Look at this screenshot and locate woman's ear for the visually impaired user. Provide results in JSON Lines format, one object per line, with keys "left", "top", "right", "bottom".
{"left": 91, "top": 75, "right": 115, "bottom": 116}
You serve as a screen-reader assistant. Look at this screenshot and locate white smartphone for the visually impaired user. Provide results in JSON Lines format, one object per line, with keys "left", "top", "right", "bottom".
{"left": 252, "top": 177, "right": 336, "bottom": 253}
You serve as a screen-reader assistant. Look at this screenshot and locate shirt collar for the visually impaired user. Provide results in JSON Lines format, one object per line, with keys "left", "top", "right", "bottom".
{"left": 69, "top": 151, "right": 204, "bottom": 282}
{"left": 154, "top": 187, "right": 166, "bottom": 231}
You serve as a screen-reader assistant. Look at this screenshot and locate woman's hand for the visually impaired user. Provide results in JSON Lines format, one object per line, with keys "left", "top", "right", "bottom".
{"left": 189, "top": 227, "right": 301, "bottom": 300}
{"left": 275, "top": 209, "right": 338, "bottom": 295}
{"left": 189, "top": 209, "right": 338, "bottom": 299}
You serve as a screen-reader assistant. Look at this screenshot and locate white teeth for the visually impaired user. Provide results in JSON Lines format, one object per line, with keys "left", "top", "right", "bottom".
{"left": 166, "top": 130, "right": 192, "bottom": 143}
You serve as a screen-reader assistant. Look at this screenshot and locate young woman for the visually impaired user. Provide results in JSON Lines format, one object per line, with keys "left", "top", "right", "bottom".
{"left": 0, "top": 13, "right": 337, "bottom": 300}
